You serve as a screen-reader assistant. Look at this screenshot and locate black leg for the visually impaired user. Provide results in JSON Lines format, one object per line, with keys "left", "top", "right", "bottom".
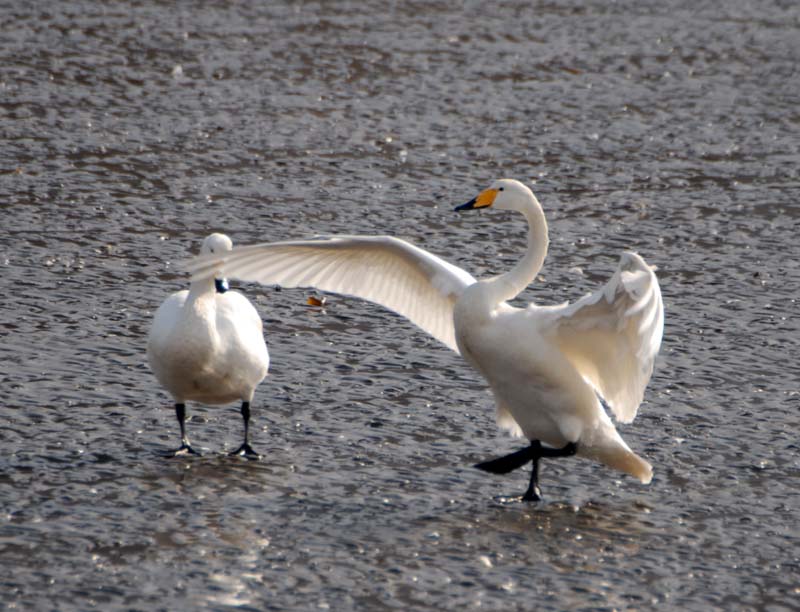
{"left": 162, "top": 403, "right": 200, "bottom": 457}
{"left": 522, "top": 451, "right": 543, "bottom": 501}
{"left": 476, "top": 439, "right": 578, "bottom": 501}
{"left": 522, "top": 440, "right": 577, "bottom": 501}
{"left": 229, "top": 401, "right": 260, "bottom": 459}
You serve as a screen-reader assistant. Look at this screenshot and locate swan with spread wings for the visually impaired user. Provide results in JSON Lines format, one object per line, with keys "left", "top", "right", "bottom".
{"left": 187, "top": 179, "right": 663, "bottom": 500}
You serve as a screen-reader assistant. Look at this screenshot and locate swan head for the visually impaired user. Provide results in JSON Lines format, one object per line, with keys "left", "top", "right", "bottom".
{"left": 200, "top": 233, "right": 233, "bottom": 293}
{"left": 455, "top": 178, "right": 536, "bottom": 213}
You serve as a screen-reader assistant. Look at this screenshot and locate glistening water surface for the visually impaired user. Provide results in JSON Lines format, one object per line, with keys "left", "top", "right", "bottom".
{"left": 1, "top": 1, "right": 799, "bottom": 610}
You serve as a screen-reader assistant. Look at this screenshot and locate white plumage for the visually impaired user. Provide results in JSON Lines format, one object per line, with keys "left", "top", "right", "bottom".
{"left": 186, "top": 180, "right": 663, "bottom": 498}
{"left": 148, "top": 233, "right": 270, "bottom": 458}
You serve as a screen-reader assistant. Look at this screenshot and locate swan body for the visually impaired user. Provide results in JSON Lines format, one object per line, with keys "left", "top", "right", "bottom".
{"left": 148, "top": 233, "right": 270, "bottom": 457}
{"left": 186, "top": 180, "right": 663, "bottom": 498}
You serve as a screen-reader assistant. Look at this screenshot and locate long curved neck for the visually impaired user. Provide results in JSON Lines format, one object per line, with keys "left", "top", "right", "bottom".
{"left": 486, "top": 194, "right": 548, "bottom": 303}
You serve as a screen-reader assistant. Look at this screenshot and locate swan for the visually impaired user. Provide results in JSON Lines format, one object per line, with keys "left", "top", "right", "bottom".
{"left": 148, "top": 233, "right": 270, "bottom": 458}
{"left": 186, "top": 180, "right": 663, "bottom": 499}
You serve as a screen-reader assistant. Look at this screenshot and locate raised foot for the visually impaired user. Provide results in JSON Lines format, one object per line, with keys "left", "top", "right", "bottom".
{"left": 161, "top": 444, "right": 201, "bottom": 458}
{"left": 474, "top": 445, "right": 536, "bottom": 474}
{"left": 229, "top": 443, "right": 261, "bottom": 460}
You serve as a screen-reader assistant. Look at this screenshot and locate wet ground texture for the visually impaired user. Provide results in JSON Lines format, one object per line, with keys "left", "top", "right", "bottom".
{"left": 1, "top": 1, "right": 799, "bottom": 610}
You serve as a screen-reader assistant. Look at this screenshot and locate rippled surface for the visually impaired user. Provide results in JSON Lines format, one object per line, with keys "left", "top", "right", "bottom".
{"left": 2, "top": 1, "right": 799, "bottom": 609}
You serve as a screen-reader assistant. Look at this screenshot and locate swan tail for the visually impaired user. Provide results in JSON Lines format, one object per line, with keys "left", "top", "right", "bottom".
{"left": 585, "top": 445, "right": 653, "bottom": 484}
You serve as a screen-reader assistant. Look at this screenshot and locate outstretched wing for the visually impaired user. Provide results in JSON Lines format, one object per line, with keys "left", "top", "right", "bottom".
{"left": 544, "top": 252, "right": 664, "bottom": 423}
{"left": 185, "top": 235, "right": 477, "bottom": 353}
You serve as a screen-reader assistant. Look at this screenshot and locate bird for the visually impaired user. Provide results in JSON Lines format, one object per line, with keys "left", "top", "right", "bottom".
{"left": 185, "top": 180, "right": 663, "bottom": 499}
{"left": 148, "top": 233, "right": 270, "bottom": 459}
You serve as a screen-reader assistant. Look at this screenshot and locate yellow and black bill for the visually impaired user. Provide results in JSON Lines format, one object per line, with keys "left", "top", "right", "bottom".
{"left": 455, "top": 188, "right": 498, "bottom": 211}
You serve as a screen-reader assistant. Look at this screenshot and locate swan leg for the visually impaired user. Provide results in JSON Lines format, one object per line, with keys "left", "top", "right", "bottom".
{"left": 163, "top": 403, "right": 201, "bottom": 457}
{"left": 522, "top": 453, "right": 543, "bottom": 501}
{"left": 522, "top": 441, "right": 578, "bottom": 501}
{"left": 229, "top": 401, "right": 260, "bottom": 459}
{"left": 477, "top": 440, "right": 578, "bottom": 501}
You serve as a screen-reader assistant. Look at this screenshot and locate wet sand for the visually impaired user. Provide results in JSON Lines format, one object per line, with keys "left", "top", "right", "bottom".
{"left": 1, "top": 1, "right": 799, "bottom": 610}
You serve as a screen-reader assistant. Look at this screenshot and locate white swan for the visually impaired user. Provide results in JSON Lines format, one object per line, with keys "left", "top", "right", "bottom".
{"left": 186, "top": 180, "right": 663, "bottom": 499}
{"left": 148, "top": 233, "right": 270, "bottom": 458}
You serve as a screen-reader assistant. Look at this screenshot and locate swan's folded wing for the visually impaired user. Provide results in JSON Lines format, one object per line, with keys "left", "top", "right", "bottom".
{"left": 185, "top": 235, "right": 476, "bottom": 353}
{"left": 545, "top": 252, "right": 664, "bottom": 423}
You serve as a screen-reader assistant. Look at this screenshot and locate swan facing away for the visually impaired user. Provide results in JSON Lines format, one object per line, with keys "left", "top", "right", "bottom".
{"left": 148, "top": 233, "right": 270, "bottom": 458}
{"left": 186, "top": 180, "right": 663, "bottom": 500}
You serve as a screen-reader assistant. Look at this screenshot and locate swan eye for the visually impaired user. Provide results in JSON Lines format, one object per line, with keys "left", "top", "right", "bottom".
{"left": 498, "top": 187, "right": 504, "bottom": 191}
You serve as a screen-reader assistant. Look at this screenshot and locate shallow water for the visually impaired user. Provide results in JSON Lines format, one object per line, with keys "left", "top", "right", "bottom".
{"left": 2, "top": 1, "right": 799, "bottom": 610}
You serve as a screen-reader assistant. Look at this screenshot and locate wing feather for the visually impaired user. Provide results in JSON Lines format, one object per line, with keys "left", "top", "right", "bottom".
{"left": 185, "top": 235, "right": 477, "bottom": 353}
{"left": 544, "top": 252, "right": 664, "bottom": 423}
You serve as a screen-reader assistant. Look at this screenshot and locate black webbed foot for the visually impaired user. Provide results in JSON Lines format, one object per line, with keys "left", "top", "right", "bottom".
{"left": 165, "top": 403, "right": 199, "bottom": 457}
{"left": 474, "top": 445, "right": 535, "bottom": 474}
{"left": 161, "top": 443, "right": 201, "bottom": 458}
{"left": 229, "top": 443, "right": 261, "bottom": 460}
{"left": 229, "top": 401, "right": 260, "bottom": 459}
{"left": 522, "top": 483, "right": 543, "bottom": 502}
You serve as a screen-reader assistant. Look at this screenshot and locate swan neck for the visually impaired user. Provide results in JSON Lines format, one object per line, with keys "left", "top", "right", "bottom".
{"left": 492, "top": 195, "right": 548, "bottom": 302}
{"left": 188, "top": 276, "right": 217, "bottom": 300}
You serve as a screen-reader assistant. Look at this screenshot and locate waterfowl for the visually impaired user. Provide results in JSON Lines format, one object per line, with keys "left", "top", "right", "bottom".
{"left": 148, "top": 233, "right": 270, "bottom": 458}
{"left": 187, "top": 180, "right": 663, "bottom": 499}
